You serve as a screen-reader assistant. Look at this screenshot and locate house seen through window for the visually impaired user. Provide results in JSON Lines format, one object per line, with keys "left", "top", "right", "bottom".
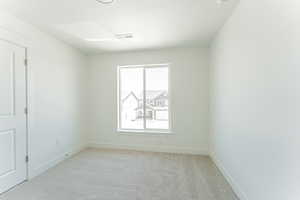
{"left": 118, "top": 64, "right": 170, "bottom": 132}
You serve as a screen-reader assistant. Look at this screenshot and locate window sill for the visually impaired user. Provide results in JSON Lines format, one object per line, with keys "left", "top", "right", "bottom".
{"left": 117, "top": 129, "right": 173, "bottom": 135}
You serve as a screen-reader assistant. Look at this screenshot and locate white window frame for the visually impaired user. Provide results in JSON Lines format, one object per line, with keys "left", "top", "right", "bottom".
{"left": 117, "top": 63, "right": 172, "bottom": 134}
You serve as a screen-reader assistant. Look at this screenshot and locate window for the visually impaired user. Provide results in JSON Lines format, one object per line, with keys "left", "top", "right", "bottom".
{"left": 118, "top": 64, "right": 170, "bottom": 133}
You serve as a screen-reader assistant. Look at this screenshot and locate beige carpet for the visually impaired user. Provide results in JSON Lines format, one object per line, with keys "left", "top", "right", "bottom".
{"left": 1, "top": 148, "right": 238, "bottom": 200}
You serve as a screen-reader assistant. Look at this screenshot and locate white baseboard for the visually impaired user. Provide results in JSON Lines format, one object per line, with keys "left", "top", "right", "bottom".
{"left": 30, "top": 153, "right": 67, "bottom": 179}
{"left": 88, "top": 142, "right": 209, "bottom": 155}
{"left": 29, "top": 144, "right": 87, "bottom": 179}
{"left": 210, "top": 152, "right": 248, "bottom": 200}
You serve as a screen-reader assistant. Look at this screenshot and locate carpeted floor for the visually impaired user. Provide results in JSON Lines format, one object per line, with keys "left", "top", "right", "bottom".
{"left": 1, "top": 148, "right": 238, "bottom": 200}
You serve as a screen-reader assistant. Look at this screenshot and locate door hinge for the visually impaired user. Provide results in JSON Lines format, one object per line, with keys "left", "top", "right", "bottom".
{"left": 24, "top": 59, "right": 28, "bottom": 66}
{"left": 24, "top": 107, "right": 28, "bottom": 115}
{"left": 25, "top": 156, "right": 29, "bottom": 163}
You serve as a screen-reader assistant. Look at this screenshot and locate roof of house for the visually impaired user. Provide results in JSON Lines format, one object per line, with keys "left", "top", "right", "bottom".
{"left": 137, "top": 90, "right": 167, "bottom": 100}
{"left": 121, "top": 91, "right": 138, "bottom": 102}
{"left": 122, "top": 90, "right": 167, "bottom": 102}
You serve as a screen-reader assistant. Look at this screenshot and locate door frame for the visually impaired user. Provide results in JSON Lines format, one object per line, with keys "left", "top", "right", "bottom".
{"left": 0, "top": 34, "right": 29, "bottom": 181}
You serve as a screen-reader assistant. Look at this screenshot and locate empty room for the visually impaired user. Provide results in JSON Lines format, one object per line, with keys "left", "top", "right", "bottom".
{"left": 0, "top": 0, "right": 298, "bottom": 199}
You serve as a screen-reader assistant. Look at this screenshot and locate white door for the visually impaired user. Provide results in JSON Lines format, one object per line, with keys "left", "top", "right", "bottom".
{"left": 0, "top": 39, "right": 27, "bottom": 194}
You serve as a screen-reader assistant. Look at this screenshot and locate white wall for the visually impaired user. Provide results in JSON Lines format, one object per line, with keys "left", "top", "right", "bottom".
{"left": 88, "top": 48, "right": 209, "bottom": 154}
{"left": 0, "top": 12, "right": 88, "bottom": 178}
{"left": 210, "top": 0, "right": 300, "bottom": 199}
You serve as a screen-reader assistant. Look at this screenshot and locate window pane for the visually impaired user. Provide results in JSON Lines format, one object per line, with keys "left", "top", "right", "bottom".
{"left": 120, "top": 68, "right": 144, "bottom": 129}
{"left": 145, "top": 67, "right": 169, "bottom": 129}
